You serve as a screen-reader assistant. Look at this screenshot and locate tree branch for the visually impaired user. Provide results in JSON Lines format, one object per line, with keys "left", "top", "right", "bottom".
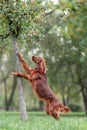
{"left": 0, "top": 32, "right": 10, "bottom": 39}
{"left": 44, "top": 10, "right": 55, "bottom": 17}
{"left": 0, "top": 72, "right": 9, "bottom": 83}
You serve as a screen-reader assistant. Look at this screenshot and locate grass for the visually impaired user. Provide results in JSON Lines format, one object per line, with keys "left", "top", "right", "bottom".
{"left": 0, "top": 112, "right": 87, "bottom": 130}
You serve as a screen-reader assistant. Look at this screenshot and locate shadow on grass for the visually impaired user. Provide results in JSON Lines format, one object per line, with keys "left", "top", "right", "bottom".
{"left": 29, "top": 112, "right": 87, "bottom": 118}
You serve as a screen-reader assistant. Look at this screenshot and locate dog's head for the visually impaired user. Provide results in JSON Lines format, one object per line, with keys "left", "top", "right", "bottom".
{"left": 32, "top": 56, "right": 47, "bottom": 73}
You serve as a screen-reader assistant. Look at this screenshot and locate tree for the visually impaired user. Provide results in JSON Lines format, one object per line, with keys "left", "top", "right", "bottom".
{"left": 0, "top": 0, "right": 55, "bottom": 119}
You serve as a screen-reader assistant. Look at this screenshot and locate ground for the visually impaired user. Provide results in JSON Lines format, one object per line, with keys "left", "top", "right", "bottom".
{"left": 0, "top": 112, "right": 87, "bottom": 130}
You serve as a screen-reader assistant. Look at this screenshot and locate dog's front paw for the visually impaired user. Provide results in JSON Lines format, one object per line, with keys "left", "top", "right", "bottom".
{"left": 12, "top": 72, "right": 18, "bottom": 76}
{"left": 17, "top": 52, "right": 21, "bottom": 57}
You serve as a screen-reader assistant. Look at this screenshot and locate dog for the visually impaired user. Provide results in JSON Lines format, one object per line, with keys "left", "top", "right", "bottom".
{"left": 12, "top": 52, "right": 70, "bottom": 119}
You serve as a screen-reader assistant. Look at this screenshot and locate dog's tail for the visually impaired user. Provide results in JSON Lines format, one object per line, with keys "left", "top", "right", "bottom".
{"left": 51, "top": 103, "right": 71, "bottom": 119}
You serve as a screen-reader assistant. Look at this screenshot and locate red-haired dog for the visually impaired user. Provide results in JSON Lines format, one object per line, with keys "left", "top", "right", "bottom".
{"left": 12, "top": 52, "right": 70, "bottom": 119}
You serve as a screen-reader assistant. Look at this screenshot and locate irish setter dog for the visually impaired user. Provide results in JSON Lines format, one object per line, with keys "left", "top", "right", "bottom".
{"left": 12, "top": 52, "right": 70, "bottom": 119}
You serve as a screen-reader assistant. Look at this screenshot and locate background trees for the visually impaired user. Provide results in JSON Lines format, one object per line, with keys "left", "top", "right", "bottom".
{"left": 59, "top": 0, "right": 87, "bottom": 113}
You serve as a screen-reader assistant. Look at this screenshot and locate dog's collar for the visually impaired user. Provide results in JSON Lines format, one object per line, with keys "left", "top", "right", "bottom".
{"left": 31, "top": 69, "right": 45, "bottom": 76}
{"left": 35, "top": 69, "right": 45, "bottom": 74}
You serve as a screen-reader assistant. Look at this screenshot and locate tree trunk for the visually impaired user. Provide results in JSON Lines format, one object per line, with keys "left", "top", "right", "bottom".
{"left": 76, "top": 63, "right": 87, "bottom": 114}
{"left": 61, "top": 93, "right": 66, "bottom": 106}
{"left": 1, "top": 71, "right": 8, "bottom": 111}
{"left": 1, "top": 71, "right": 17, "bottom": 111}
{"left": 60, "top": 81, "right": 67, "bottom": 106}
{"left": 12, "top": 34, "right": 28, "bottom": 120}
{"left": 6, "top": 77, "right": 17, "bottom": 111}
{"left": 81, "top": 86, "right": 87, "bottom": 114}
{"left": 4, "top": 77, "right": 8, "bottom": 111}
{"left": 39, "top": 101, "right": 43, "bottom": 111}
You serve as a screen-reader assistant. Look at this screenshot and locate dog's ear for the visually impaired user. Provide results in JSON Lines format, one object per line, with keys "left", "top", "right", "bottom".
{"left": 41, "top": 58, "right": 47, "bottom": 73}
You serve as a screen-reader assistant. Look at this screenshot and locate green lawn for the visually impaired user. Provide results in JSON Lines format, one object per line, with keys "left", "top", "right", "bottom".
{"left": 0, "top": 112, "right": 87, "bottom": 130}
